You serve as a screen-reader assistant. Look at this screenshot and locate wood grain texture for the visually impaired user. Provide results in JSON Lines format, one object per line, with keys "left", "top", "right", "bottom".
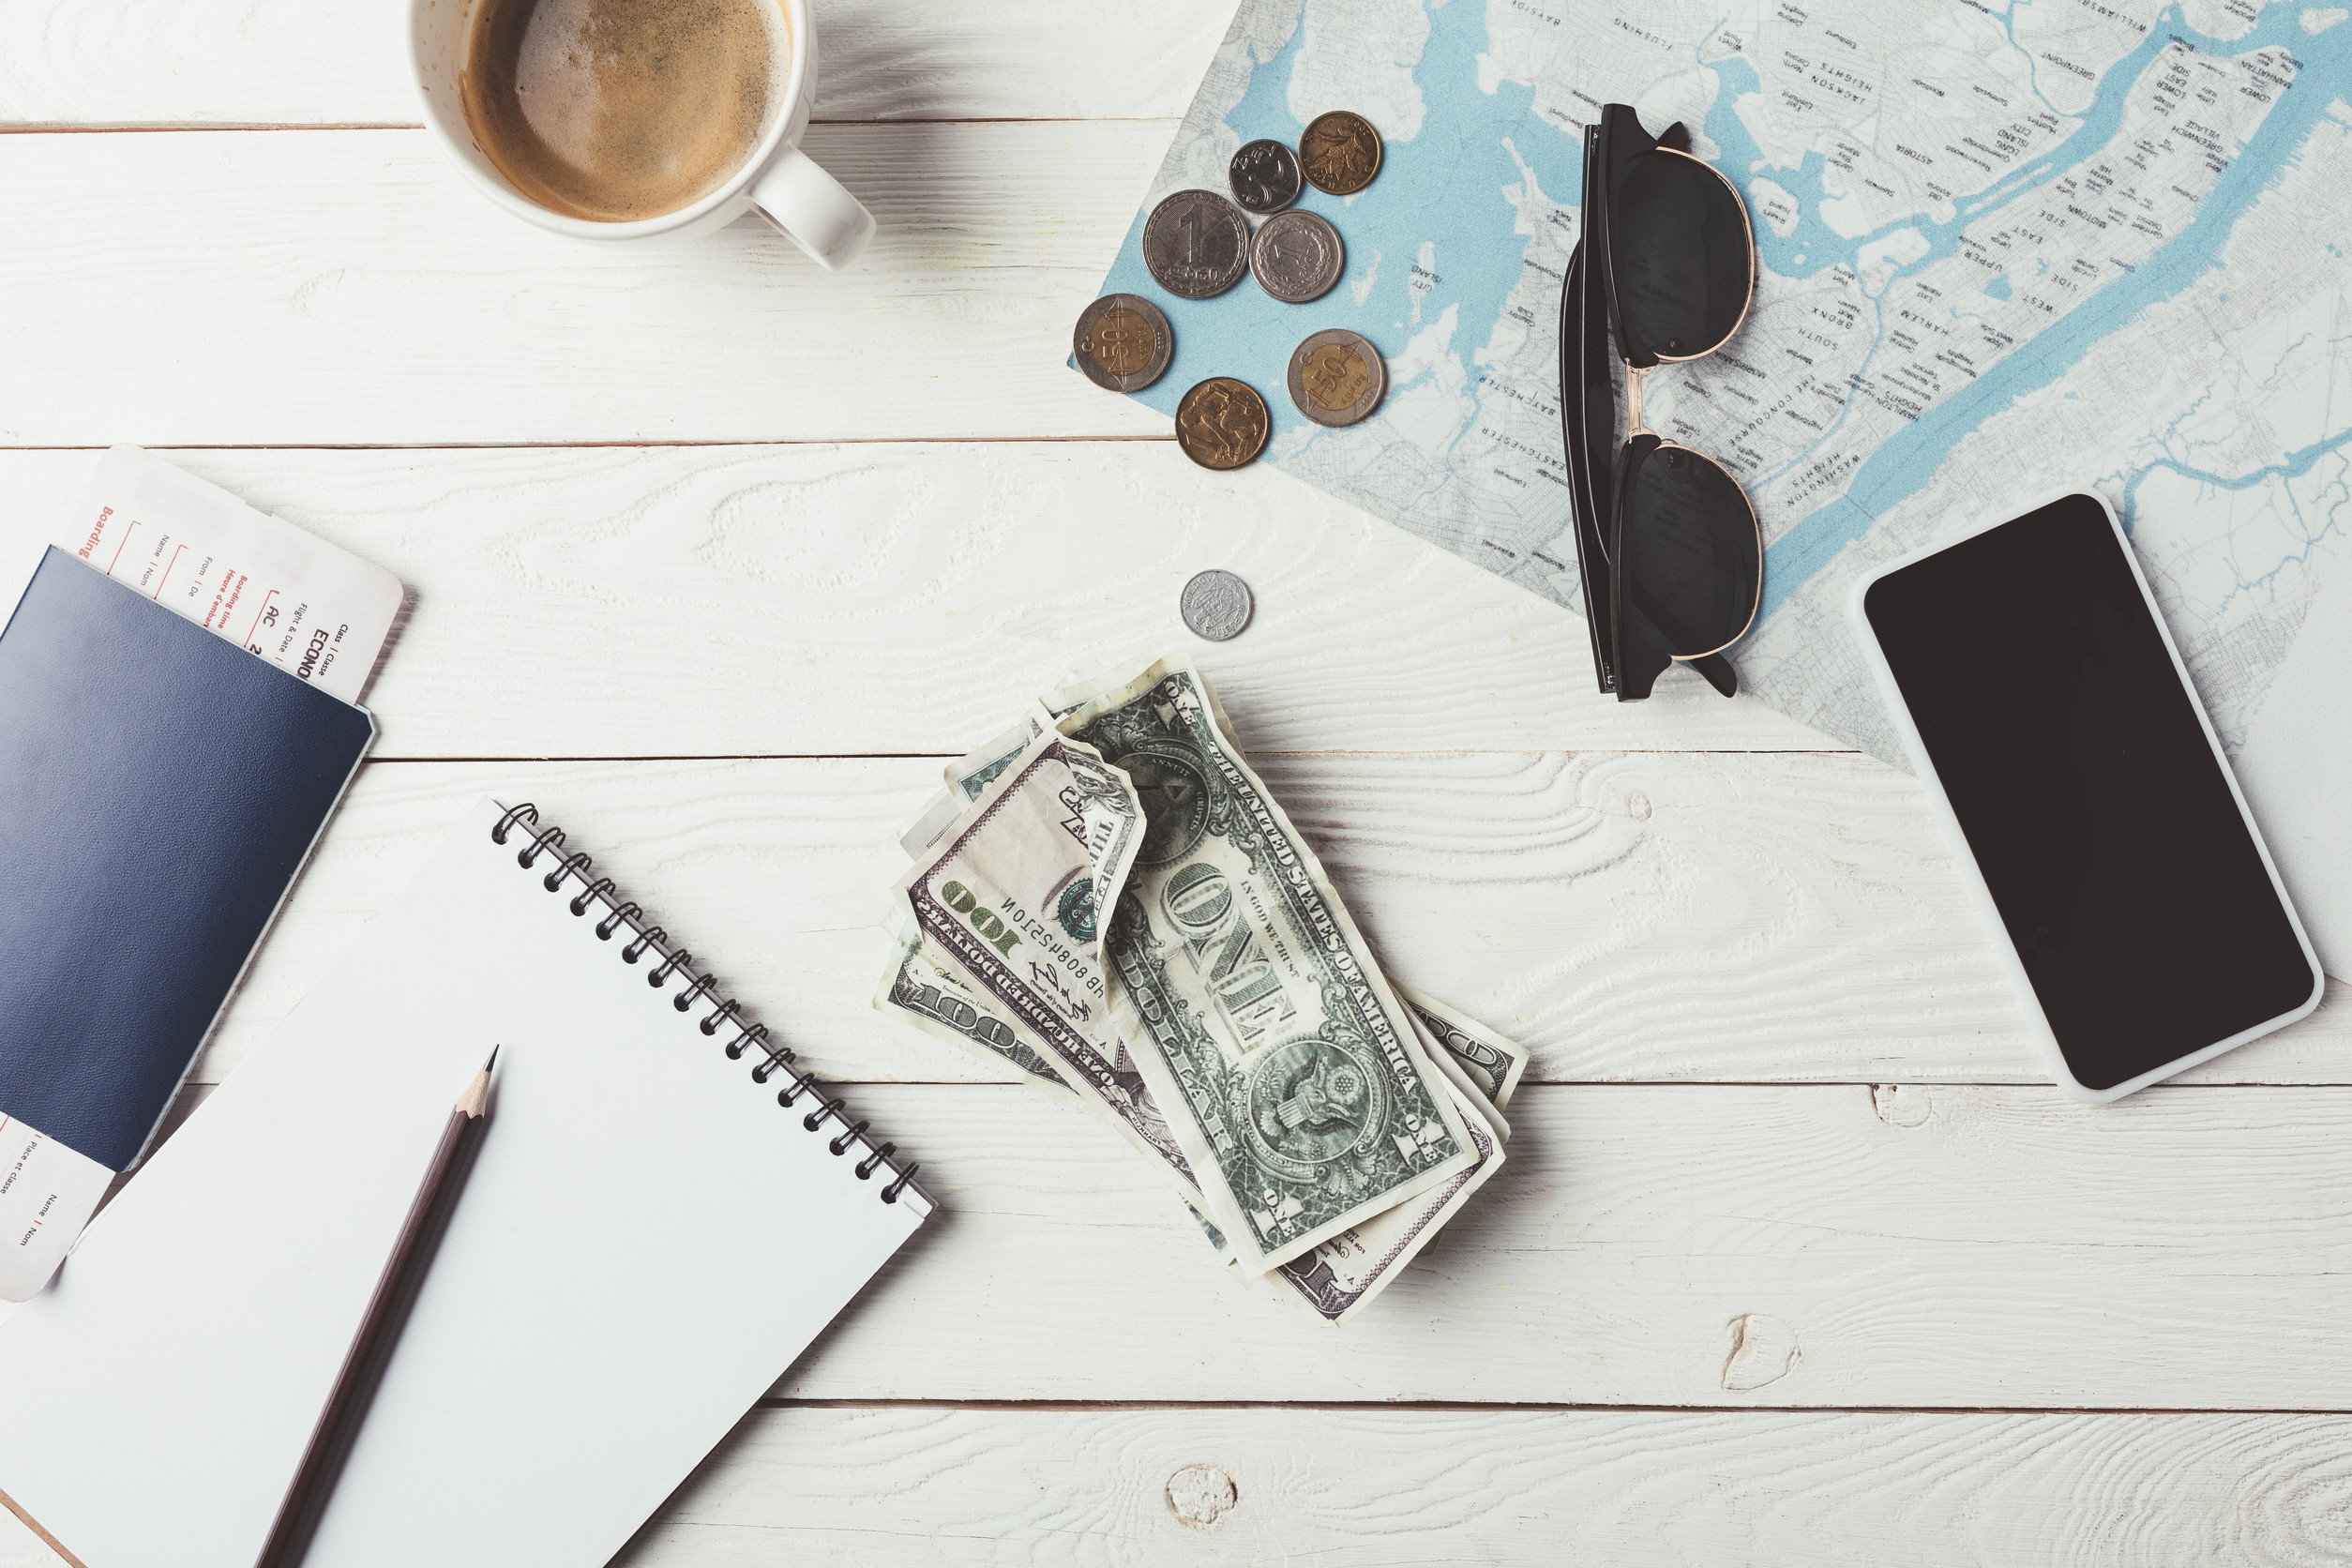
{"left": 32, "top": 1080, "right": 2352, "bottom": 1406}
{"left": 0, "top": 445, "right": 1829, "bottom": 756}
{"left": 188, "top": 755, "right": 2349, "bottom": 1093}
{"left": 0, "top": 124, "right": 1169, "bottom": 445}
{"left": 611, "top": 1406, "right": 2352, "bottom": 1566}
{"left": 11, "top": 1405, "right": 2351, "bottom": 1567}
{"left": 0, "top": 0, "right": 1230, "bottom": 126}
{"left": 756, "top": 1081, "right": 2352, "bottom": 1405}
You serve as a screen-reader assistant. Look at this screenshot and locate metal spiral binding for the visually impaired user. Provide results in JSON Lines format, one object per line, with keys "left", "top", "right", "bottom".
{"left": 490, "top": 802, "right": 922, "bottom": 1205}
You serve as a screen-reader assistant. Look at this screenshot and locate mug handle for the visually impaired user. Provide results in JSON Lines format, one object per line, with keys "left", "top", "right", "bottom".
{"left": 749, "top": 145, "right": 876, "bottom": 271}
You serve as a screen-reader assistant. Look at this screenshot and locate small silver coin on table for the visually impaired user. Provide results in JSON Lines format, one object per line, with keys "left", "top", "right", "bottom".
{"left": 1229, "top": 139, "right": 1303, "bottom": 214}
{"left": 1073, "top": 294, "right": 1174, "bottom": 393}
{"left": 1180, "top": 569, "right": 1255, "bottom": 642}
{"left": 1287, "top": 328, "right": 1387, "bottom": 427}
{"left": 1141, "top": 189, "right": 1253, "bottom": 300}
{"left": 1250, "top": 209, "right": 1345, "bottom": 305}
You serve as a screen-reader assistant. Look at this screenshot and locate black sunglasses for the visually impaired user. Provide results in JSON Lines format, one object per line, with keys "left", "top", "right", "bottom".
{"left": 1563, "top": 103, "right": 1762, "bottom": 701}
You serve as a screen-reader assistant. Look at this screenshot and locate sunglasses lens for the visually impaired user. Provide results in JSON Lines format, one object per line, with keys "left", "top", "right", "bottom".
{"left": 1612, "top": 151, "right": 1753, "bottom": 359}
{"left": 1621, "top": 444, "right": 1758, "bottom": 657}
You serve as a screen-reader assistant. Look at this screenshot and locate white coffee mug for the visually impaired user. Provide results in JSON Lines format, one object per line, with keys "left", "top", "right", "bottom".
{"left": 406, "top": 0, "right": 875, "bottom": 268}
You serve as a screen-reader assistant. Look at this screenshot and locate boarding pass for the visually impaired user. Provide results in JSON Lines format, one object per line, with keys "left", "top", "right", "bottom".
{"left": 58, "top": 445, "right": 402, "bottom": 704}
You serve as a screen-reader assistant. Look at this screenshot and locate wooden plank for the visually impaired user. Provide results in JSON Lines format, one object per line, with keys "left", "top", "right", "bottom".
{"left": 0, "top": 445, "right": 1829, "bottom": 757}
{"left": 611, "top": 1406, "right": 2352, "bottom": 1566}
{"left": 781, "top": 1080, "right": 2352, "bottom": 1405}
{"left": 190, "top": 755, "right": 2349, "bottom": 1091}
{"left": 0, "top": 124, "right": 1169, "bottom": 445}
{"left": 0, "top": 0, "right": 1230, "bottom": 126}
{"left": 11, "top": 1404, "right": 2346, "bottom": 1568}
{"left": 25, "top": 1080, "right": 2352, "bottom": 1405}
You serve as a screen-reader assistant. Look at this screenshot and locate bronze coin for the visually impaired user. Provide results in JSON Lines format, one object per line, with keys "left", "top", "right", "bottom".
{"left": 1174, "top": 378, "right": 1271, "bottom": 471}
{"left": 1299, "top": 110, "right": 1382, "bottom": 195}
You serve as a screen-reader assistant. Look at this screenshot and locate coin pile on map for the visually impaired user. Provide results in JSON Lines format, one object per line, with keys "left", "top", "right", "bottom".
{"left": 1070, "top": 113, "right": 1389, "bottom": 469}
{"left": 875, "top": 655, "right": 1528, "bottom": 1325}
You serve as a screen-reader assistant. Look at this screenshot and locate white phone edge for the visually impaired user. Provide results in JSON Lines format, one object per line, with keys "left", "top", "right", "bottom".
{"left": 1844, "top": 488, "right": 2325, "bottom": 1103}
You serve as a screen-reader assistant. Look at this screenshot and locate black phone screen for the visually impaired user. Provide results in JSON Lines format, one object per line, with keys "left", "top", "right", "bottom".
{"left": 1862, "top": 493, "right": 2316, "bottom": 1090}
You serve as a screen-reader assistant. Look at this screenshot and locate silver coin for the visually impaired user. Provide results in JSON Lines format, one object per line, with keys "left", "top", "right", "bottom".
{"left": 1250, "top": 209, "right": 1345, "bottom": 305}
{"left": 1286, "top": 328, "right": 1387, "bottom": 427}
{"left": 1180, "top": 569, "right": 1255, "bottom": 642}
{"left": 1141, "top": 189, "right": 1252, "bottom": 300}
{"left": 1074, "top": 294, "right": 1173, "bottom": 393}
{"left": 1229, "top": 139, "right": 1303, "bottom": 214}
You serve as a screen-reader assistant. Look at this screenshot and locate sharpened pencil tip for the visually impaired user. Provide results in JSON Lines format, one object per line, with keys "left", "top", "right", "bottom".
{"left": 458, "top": 1049, "right": 497, "bottom": 1119}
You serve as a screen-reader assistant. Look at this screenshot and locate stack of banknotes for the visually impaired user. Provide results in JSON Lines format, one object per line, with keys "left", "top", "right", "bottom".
{"left": 875, "top": 656, "right": 1530, "bottom": 1325}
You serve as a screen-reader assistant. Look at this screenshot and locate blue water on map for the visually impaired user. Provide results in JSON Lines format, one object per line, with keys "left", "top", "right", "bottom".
{"left": 1087, "top": 0, "right": 2352, "bottom": 637}
{"left": 1091, "top": 2, "right": 1574, "bottom": 458}
{"left": 1750, "top": 3, "right": 2352, "bottom": 620}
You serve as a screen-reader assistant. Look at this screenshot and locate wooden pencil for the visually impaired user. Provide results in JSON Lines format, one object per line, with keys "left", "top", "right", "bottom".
{"left": 253, "top": 1048, "right": 498, "bottom": 1568}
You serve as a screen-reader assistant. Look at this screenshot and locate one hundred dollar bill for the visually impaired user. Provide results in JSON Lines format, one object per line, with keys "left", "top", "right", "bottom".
{"left": 1402, "top": 999, "right": 1509, "bottom": 1144}
{"left": 897, "top": 789, "right": 965, "bottom": 857}
{"left": 874, "top": 919, "right": 1089, "bottom": 1110}
{"left": 1051, "top": 656, "right": 1477, "bottom": 1275}
{"left": 880, "top": 910, "right": 1236, "bottom": 1261}
{"left": 890, "top": 728, "right": 1217, "bottom": 1210}
{"left": 898, "top": 704, "right": 1058, "bottom": 857}
{"left": 1395, "top": 983, "right": 1530, "bottom": 1108}
{"left": 942, "top": 706, "right": 1053, "bottom": 800}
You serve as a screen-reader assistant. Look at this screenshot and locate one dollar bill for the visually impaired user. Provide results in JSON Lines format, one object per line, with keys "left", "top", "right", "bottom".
{"left": 1052, "top": 656, "right": 1477, "bottom": 1275}
{"left": 1267, "top": 1066, "right": 1503, "bottom": 1323}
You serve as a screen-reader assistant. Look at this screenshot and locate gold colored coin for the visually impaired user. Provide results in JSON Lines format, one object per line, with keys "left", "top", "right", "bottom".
{"left": 1091, "top": 309, "right": 1153, "bottom": 375}
{"left": 1299, "top": 110, "right": 1382, "bottom": 195}
{"left": 1073, "top": 294, "right": 1173, "bottom": 394}
{"left": 1302, "top": 343, "right": 1368, "bottom": 411}
{"left": 1173, "top": 378, "right": 1271, "bottom": 471}
{"left": 1286, "top": 329, "right": 1386, "bottom": 428}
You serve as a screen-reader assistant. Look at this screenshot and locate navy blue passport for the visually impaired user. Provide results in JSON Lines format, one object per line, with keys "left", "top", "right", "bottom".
{"left": 0, "top": 548, "right": 374, "bottom": 1170}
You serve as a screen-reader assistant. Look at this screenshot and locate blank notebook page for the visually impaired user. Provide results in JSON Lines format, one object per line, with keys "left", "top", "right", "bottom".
{"left": 0, "top": 798, "right": 929, "bottom": 1568}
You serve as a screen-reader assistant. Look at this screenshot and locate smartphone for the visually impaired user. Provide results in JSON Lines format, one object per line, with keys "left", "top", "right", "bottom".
{"left": 1849, "top": 491, "right": 2323, "bottom": 1101}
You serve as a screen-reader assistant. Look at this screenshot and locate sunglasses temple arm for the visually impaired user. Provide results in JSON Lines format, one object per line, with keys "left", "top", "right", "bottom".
{"left": 1563, "top": 236, "right": 1616, "bottom": 694}
{"left": 1688, "top": 651, "right": 1738, "bottom": 698}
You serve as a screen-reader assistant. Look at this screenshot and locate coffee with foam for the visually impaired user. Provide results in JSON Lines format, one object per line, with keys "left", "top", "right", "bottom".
{"left": 459, "top": 0, "right": 788, "bottom": 223}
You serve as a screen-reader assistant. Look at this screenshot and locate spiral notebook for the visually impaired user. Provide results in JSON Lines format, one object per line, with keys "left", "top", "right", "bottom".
{"left": 0, "top": 798, "right": 931, "bottom": 1568}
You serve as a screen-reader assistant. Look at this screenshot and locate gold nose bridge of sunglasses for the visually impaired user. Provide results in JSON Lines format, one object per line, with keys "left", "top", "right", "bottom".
{"left": 1623, "top": 362, "right": 1652, "bottom": 444}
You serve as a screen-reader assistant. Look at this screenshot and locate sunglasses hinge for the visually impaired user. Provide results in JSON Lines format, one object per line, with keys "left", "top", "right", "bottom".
{"left": 1623, "top": 362, "right": 1652, "bottom": 443}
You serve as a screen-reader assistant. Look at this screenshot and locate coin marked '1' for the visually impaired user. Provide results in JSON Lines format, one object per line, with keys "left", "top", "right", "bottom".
{"left": 1250, "top": 210, "right": 1345, "bottom": 305}
{"left": 1141, "top": 189, "right": 1252, "bottom": 300}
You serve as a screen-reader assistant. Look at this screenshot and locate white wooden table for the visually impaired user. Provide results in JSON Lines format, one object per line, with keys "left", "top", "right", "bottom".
{"left": 6, "top": 3, "right": 2351, "bottom": 1563}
